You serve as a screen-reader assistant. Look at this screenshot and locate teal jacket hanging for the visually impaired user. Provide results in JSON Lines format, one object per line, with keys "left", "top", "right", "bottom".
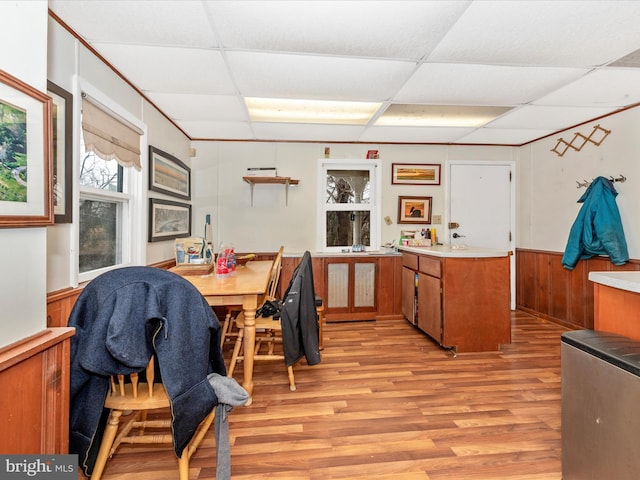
{"left": 562, "top": 176, "right": 629, "bottom": 270}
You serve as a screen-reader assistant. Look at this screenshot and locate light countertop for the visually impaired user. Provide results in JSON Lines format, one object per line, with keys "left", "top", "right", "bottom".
{"left": 398, "top": 244, "right": 511, "bottom": 258}
{"left": 283, "top": 250, "right": 400, "bottom": 258}
{"left": 589, "top": 271, "right": 640, "bottom": 294}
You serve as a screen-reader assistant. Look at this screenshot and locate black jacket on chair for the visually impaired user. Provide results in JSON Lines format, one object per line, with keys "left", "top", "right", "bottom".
{"left": 280, "top": 251, "right": 321, "bottom": 367}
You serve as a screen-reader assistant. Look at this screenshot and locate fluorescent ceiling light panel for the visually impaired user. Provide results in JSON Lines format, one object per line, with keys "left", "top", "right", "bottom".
{"left": 376, "top": 104, "right": 512, "bottom": 127}
{"left": 245, "top": 97, "right": 381, "bottom": 125}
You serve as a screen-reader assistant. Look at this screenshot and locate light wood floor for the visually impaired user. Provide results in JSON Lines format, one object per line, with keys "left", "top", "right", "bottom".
{"left": 94, "top": 310, "right": 568, "bottom": 480}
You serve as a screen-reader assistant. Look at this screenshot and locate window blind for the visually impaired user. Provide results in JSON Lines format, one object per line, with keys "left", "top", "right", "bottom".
{"left": 81, "top": 95, "right": 142, "bottom": 170}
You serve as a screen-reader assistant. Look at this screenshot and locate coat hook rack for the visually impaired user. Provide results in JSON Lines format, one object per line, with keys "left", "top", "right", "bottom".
{"left": 552, "top": 124, "right": 611, "bottom": 157}
{"left": 576, "top": 174, "right": 626, "bottom": 189}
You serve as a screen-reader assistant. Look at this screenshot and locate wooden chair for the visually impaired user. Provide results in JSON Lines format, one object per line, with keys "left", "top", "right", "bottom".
{"left": 90, "top": 355, "right": 215, "bottom": 480}
{"left": 228, "top": 249, "right": 323, "bottom": 391}
{"left": 219, "top": 247, "right": 284, "bottom": 350}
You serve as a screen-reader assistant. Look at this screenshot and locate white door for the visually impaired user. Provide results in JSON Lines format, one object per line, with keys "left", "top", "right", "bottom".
{"left": 446, "top": 160, "right": 515, "bottom": 308}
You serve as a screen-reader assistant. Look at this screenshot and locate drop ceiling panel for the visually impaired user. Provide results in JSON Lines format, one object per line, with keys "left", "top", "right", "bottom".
{"left": 227, "top": 51, "right": 416, "bottom": 101}
{"left": 429, "top": 0, "right": 640, "bottom": 67}
{"left": 91, "top": 43, "right": 236, "bottom": 95}
{"left": 488, "top": 105, "right": 615, "bottom": 130}
{"left": 179, "top": 120, "right": 254, "bottom": 140}
{"left": 394, "top": 63, "right": 588, "bottom": 105}
{"left": 252, "top": 122, "right": 366, "bottom": 141}
{"left": 533, "top": 69, "right": 640, "bottom": 107}
{"left": 359, "top": 126, "right": 474, "bottom": 143}
{"left": 457, "top": 127, "right": 555, "bottom": 145}
{"left": 207, "top": 0, "right": 469, "bottom": 59}
{"left": 48, "top": 1, "right": 640, "bottom": 145}
{"left": 145, "top": 93, "right": 248, "bottom": 122}
{"left": 49, "top": 0, "right": 217, "bottom": 47}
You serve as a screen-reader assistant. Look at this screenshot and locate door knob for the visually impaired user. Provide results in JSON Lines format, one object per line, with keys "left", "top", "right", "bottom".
{"left": 452, "top": 233, "right": 465, "bottom": 238}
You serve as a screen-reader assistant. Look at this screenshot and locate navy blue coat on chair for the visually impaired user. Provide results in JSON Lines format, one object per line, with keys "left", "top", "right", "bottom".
{"left": 67, "top": 266, "right": 226, "bottom": 476}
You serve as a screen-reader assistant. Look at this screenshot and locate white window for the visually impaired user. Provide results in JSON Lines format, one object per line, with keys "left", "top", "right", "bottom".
{"left": 77, "top": 84, "right": 144, "bottom": 283}
{"left": 318, "top": 159, "right": 381, "bottom": 252}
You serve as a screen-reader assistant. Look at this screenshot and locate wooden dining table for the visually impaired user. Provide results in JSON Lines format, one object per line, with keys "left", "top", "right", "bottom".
{"left": 175, "top": 260, "right": 273, "bottom": 405}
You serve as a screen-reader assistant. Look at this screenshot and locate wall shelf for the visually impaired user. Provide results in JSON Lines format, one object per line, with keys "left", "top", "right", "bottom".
{"left": 242, "top": 176, "right": 299, "bottom": 206}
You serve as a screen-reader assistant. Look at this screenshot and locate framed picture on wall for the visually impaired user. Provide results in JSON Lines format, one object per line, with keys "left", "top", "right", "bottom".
{"left": 148, "top": 198, "right": 191, "bottom": 242}
{"left": 398, "top": 196, "right": 432, "bottom": 224}
{"left": 47, "top": 80, "right": 73, "bottom": 223}
{"left": 391, "top": 163, "right": 441, "bottom": 185}
{"left": 149, "top": 145, "right": 191, "bottom": 200}
{"left": 0, "top": 69, "right": 53, "bottom": 227}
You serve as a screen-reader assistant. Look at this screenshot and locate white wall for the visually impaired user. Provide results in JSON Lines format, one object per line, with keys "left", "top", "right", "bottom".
{"left": 0, "top": 1, "right": 49, "bottom": 348}
{"left": 518, "top": 109, "right": 640, "bottom": 259}
{"left": 45, "top": 17, "right": 192, "bottom": 292}
{"left": 190, "top": 141, "right": 514, "bottom": 253}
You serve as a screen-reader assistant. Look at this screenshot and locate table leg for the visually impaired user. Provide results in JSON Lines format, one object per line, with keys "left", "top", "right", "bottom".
{"left": 241, "top": 296, "right": 258, "bottom": 405}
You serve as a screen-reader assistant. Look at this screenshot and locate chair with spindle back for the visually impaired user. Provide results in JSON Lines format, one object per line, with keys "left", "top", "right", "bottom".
{"left": 67, "top": 266, "right": 228, "bottom": 480}
{"left": 228, "top": 250, "right": 321, "bottom": 391}
{"left": 90, "top": 354, "right": 216, "bottom": 480}
{"left": 219, "top": 246, "right": 285, "bottom": 350}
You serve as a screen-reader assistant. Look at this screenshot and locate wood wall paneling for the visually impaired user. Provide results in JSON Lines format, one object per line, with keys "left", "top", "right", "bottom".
{"left": 0, "top": 328, "right": 74, "bottom": 454}
{"left": 516, "top": 249, "right": 640, "bottom": 330}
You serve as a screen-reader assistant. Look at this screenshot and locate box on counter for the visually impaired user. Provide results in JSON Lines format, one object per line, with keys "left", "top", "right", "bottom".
{"left": 246, "top": 167, "right": 277, "bottom": 177}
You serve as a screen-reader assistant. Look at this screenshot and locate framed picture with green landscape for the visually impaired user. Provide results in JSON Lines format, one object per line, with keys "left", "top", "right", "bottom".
{"left": 0, "top": 69, "right": 53, "bottom": 227}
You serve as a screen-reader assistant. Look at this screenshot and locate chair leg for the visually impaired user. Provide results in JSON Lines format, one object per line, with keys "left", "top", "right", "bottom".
{"left": 91, "top": 409, "right": 122, "bottom": 480}
{"left": 220, "top": 313, "right": 231, "bottom": 349}
{"left": 316, "top": 305, "right": 325, "bottom": 350}
{"left": 228, "top": 327, "right": 244, "bottom": 377}
{"left": 287, "top": 365, "right": 296, "bottom": 391}
{"left": 178, "top": 452, "right": 189, "bottom": 480}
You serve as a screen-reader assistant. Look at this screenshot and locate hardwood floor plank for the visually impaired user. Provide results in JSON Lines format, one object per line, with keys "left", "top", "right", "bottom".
{"left": 95, "top": 310, "right": 567, "bottom": 479}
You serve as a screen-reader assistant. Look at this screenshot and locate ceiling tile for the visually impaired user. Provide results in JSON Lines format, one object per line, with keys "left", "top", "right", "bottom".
{"left": 428, "top": 0, "right": 640, "bottom": 67}
{"left": 91, "top": 43, "right": 236, "bottom": 95}
{"left": 226, "top": 51, "right": 416, "bottom": 101}
{"left": 145, "top": 93, "right": 248, "bottom": 122}
{"left": 359, "top": 126, "right": 474, "bottom": 143}
{"left": 178, "top": 120, "right": 254, "bottom": 140}
{"left": 207, "top": 0, "right": 469, "bottom": 59}
{"left": 487, "top": 105, "right": 615, "bottom": 130}
{"left": 252, "top": 122, "right": 367, "bottom": 142}
{"left": 533, "top": 68, "right": 640, "bottom": 107}
{"left": 457, "top": 127, "right": 555, "bottom": 145}
{"left": 49, "top": 0, "right": 217, "bottom": 47}
{"left": 394, "top": 63, "right": 588, "bottom": 105}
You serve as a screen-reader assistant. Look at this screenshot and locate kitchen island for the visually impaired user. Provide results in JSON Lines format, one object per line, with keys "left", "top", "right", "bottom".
{"left": 589, "top": 271, "right": 640, "bottom": 341}
{"left": 400, "top": 245, "right": 511, "bottom": 353}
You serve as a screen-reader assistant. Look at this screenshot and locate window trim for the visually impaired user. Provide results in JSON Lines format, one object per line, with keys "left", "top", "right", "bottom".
{"left": 317, "top": 158, "right": 381, "bottom": 252}
{"left": 74, "top": 78, "right": 146, "bottom": 284}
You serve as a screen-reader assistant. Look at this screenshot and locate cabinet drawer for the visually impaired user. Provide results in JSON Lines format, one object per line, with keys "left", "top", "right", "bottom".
{"left": 402, "top": 253, "right": 418, "bottom": 270}
{"left": 419, "top": 256, "right": 441, "bottom": 278}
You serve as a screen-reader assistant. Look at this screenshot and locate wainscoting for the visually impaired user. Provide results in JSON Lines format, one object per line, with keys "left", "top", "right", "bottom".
{"left": 516, "top": 248, "right": 640, "bottom": 330}
{"left": 0, "top": 328, "right": 74, "bottom": 454}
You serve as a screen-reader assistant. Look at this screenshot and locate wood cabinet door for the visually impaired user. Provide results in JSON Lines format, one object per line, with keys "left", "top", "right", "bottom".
{"left": 325, "top": 257, "right": 377, "bottom": 321}
{"left": 401, "top": 266, "right": 416, "bottom": 324}
{"left": 417, "top": 272, "right": 442, "bottom": 343}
